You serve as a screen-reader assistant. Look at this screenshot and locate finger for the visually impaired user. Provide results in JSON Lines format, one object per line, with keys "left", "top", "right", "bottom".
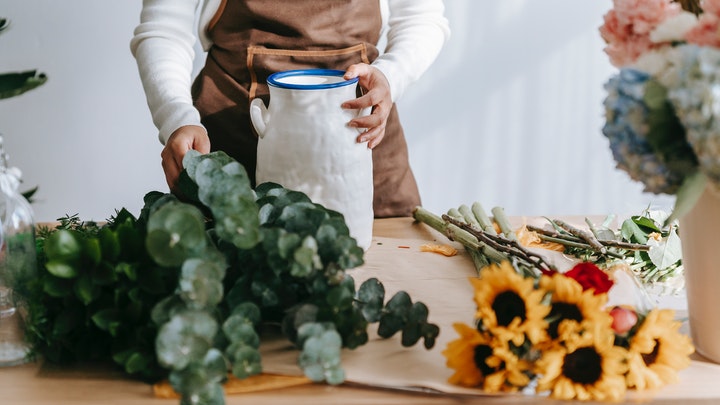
{"left": 194, "top": 134, "right": 211, "bottom": 154}
{"left": 367, "top": 130, "right": 386, "bottom": 149}
{"left": 162, "top": 158, "right": 182, "bottom": 192}
{"left": 355, "top": 124, "right": 384, "bottom": 144}
{"left": 344, "top": 63, "right": 369, "bottom": 80}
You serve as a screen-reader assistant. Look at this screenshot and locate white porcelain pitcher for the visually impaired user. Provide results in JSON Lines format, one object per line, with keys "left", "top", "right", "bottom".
{"left": 250, "top": 69, "right": 373, "bottom": 250}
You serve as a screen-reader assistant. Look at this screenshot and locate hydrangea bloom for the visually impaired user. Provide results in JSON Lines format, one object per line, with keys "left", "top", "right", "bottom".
{"left": 602, "top": 69, "right": 688, "bottom": 194}
{"left": 665, "top": 45, "right": 720, "bottom": 185}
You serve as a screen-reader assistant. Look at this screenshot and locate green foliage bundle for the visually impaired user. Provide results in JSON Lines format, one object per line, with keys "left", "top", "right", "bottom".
{"left": 27, "top": 151, "right": 439, "bottom": 405}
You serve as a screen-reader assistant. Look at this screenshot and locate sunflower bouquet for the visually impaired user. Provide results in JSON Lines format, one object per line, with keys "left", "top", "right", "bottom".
{"left": 600, "top": 0, "right": 720, "bottom": 222}
{"left": 442, "top": 261, "right": 694, "bottom": 401}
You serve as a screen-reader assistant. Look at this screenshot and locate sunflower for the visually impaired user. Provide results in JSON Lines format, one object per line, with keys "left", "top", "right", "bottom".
{"left": 442, "top": 322, "right": 531, "bottom": 392}
{"left": 625, "top": 309, "right": 695, "bottom": 390}
{"left": 536, "top": 322, "right": 628, "bottom": 401}
{"left": 471, "top": 261, "right": 550, "bottom": 346}
{"left": 539, "top": 273, "right": 613, "bottom": 342}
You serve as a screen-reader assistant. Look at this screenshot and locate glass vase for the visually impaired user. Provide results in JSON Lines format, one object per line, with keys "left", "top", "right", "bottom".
{"left": 0, "top": 135, "right": 37, "bottom": 366}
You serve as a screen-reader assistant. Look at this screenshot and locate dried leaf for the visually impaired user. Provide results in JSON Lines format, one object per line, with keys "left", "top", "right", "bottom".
{"left": 419, "top": 243, "right": 457, "bottom": 257}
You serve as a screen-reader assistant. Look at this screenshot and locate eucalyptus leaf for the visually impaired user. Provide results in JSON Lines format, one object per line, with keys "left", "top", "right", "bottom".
{"left": 223, "top": 317, "right": 259, "bottom": 347}
{"left": 357, "top": 278, "right": 385, "bottom": 323}
{"left": 326, "top": 285, "right": 353, "bottom": 312}
{"left": 230, "top": 346, "right": 262, "bottom": 379}
{"left": 648, "top": 227, "right": 682, "bottom": 269}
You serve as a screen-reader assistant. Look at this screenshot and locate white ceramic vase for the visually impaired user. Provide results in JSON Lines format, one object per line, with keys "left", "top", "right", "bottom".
{"left": 680, "top": 184, "right": 720, "bottom": 363}
{"left": 250, "top": 69, "right": 373, "bottom": 250}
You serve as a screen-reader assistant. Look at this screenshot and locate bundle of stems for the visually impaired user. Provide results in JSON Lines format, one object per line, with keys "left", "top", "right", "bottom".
{"left": 412, "top": 203, "right": 554, "bottom": 277}
{"left": 412, "top": 203, "right": 650, "bottom": 277}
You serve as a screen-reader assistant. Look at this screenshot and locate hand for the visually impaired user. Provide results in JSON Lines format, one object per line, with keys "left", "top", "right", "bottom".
{"left": 342, "top": 63, "right": 392, "bottom": 149}
{"left": 161, "top": 125, "right": 210, "bottom": 193}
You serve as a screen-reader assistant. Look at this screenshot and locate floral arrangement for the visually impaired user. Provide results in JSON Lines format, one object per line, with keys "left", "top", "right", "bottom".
{"left": 600, "top": 0, "right": 720, "bottom": 221}
{"left": 442, "top": 260, "right": 694, "bottom": 401}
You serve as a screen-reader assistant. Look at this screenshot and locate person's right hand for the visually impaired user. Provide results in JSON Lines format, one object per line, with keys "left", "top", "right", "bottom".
{"left": 161, "top": 125, "right": 210, "bottom": 194}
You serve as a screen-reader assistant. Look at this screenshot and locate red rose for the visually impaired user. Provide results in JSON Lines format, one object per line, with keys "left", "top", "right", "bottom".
{"left": 564, "top": 262, "right": 613, "bottom": 295}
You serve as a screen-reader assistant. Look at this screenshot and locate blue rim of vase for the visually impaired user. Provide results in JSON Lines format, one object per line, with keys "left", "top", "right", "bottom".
{"left": 267, "top": 69, "right": 358, "bottom": 90}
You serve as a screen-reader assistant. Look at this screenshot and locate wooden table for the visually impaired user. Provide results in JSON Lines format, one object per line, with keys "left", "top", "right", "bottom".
{"left": 2, "top": 217, "right": 720, "bottom": 404}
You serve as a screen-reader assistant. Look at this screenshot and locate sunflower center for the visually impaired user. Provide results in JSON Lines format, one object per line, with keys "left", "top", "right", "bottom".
{"left": 641, "top": 339, "right": 661, "bottom": 366}
{"left": 562, "top": 347, "right": 603, "bottom": 385}
{"left": 548, "top": 302, "right": 583, "bottom": 339}
{"left": 492, "top": 290, "right": 527, "bottom": 327}
{"left": 473, "top": 344, "right": 496, "bottom": 375}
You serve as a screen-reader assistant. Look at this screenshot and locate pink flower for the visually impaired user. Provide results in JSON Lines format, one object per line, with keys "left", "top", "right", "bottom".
{"left": 702, "top": 0, "right": 720, "bottom": 15}
{"left": 600, "top": 0, "right": 681, "bottom": 67}
{"left": 609, "top": 306, "right": 639, "bottom": 335}
{"left": 685, "top": 12, "right": 720, "bottom": 47}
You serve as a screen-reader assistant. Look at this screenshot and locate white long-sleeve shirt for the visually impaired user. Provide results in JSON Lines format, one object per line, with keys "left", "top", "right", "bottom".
{"left": 130, "top": 0, "right": 450, "bottom": 144}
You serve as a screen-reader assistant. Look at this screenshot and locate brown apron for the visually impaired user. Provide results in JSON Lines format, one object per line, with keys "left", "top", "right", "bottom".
{"left": 192, "top": 0, "right": 421, "bottom": 217}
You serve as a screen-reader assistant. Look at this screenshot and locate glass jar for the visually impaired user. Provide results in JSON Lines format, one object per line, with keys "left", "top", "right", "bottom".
{"left": 0, "top": 134, "right": 37, "bottom": 366}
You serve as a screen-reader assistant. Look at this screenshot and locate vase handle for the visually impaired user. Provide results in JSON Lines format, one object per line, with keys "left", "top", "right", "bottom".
{"left": 250, "top": 98, "right": 269, "bottom": 138}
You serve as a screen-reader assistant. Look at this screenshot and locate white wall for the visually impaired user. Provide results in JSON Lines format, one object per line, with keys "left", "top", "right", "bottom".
{"left": 0, "top": 0, "right": 674, "bottom": 223}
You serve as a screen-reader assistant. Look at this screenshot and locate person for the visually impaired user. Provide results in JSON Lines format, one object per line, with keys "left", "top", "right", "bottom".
{"left": 131, "top": 0, "right": 450, "bottom": 217}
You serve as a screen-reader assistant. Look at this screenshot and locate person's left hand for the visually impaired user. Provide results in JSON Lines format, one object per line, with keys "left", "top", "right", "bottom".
{"left": 342, "top": 63, "right": 392, "bottom": 149}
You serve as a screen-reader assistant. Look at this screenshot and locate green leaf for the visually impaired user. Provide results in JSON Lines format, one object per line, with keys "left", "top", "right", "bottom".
{"left": 223, "top": 322, "right": 260, "bottom": 348}
{"left": 137, "top": 266, "right": 168, "bottom": 295}
{"left": 74, "top": 275, "right": 100, "bottom": 305}
{"left": 648, "top": 227, "right": 682, "bottom": 269}
{"left": 621, "top": 219, "right": 648, "bottom": 244}
{"left": 0, "top": 18, "right": 9, "bottom": 34}
{"left": 44, "top": 230, "right": 82, "bottom": 263}
{"left": 82, "top": 238, "right": 103, "bottom": 267}
{"left": 421, "top": 323, "right": 440, "bottom": 349}
{"left": 98, "top": 227, "right": 120, "bottom": 262}
{"left": 229, "top": 302, "right": 261, "bottom": 326}
{"left": 53, "top": 307, "right": 81, "bottom": 336}
{"left": 45, "top": 260, "right": 79, "bottom": 279}
{"left": 0, "top": 70, "right": 47, "bottom": 99}
{"left": 91, "top": 262, "right": 117, "bottom": 285}
{"left": 43, "top": 276, "right": 73, "bottom": 297}
{"left": 326, "top": 285, "right": 353, "bottom": 312}
{"left": 631, "top": 215, "right": 661, "bottom": 233}
{"left": 230, "top": 346, "right": 262, "bottom": 379}
{"left": 146, "top": 202, "right": 208, "bottom": 267}
{"left": 666, "top": 171, "right": 707, "bottom": 226}
{"left": 377, "top": 292, "right": 412, "bottom": 338}
{"left": 124, "top": 352, "right": 150, "bottom": 375}
{"left": 91, "top": 308, "right": 121, "bottom": 333}
{"left": 357, "top": 278, "right": 385, "bottom": 323}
